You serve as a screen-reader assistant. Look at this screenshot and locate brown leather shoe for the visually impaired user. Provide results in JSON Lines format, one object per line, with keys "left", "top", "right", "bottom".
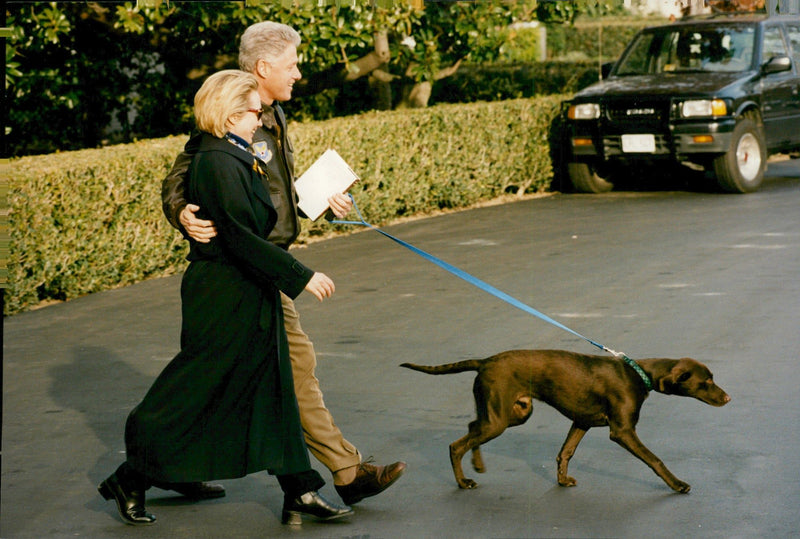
{"left": 334, "top": 460, "right": 406, "bottom": 505}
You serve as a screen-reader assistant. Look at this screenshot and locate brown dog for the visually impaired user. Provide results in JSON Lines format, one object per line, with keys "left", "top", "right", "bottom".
{"left": 401, "top": 349, "right": 730, "bottom": 493}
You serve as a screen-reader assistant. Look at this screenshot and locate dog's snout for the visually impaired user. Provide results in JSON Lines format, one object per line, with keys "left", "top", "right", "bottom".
{"left": 710, "top": 390, "right": 731, "bottom": 407}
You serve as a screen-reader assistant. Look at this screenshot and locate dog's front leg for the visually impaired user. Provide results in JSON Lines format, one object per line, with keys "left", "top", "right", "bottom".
{"left": 609, "top": 427, "right": 691, "bottom": 493}
{"left": 557, "top": 423, "right": 587, "bottom": 487}
{"left": 450, "top": 418, "right": 507, "bottom": 489}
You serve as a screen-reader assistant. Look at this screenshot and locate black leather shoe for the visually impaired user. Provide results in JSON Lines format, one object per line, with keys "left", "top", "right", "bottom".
{"left": 98, "top": 473, "right": 156, "bottom": 525}
{"left": 151, "top": 480, "right": 226, "bottom": 500}
{"left": 281, "top": 491, "right": 353, "bottom": 525}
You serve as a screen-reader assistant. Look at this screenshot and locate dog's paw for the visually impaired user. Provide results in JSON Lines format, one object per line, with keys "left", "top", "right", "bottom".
{"left": 458, "top": 478, "right": 478, "bottom": 489}
{"left": 672, "top": 480, "right": 691, "bottom": 493}
{"left": 558, "top": 476, "right": 577, "bottom": 487}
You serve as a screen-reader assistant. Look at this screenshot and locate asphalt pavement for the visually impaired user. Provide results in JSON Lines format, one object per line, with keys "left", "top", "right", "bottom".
{"left": 3, "top": 159, "right": 800, "bottom": 538}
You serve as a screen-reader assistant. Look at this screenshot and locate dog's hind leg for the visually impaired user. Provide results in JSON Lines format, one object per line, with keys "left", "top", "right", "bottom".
{"left": 450, "top": 419, "right": 507, "bottom": 489}
{"left": 557, "top": 423, "right": 588, "bottom": 487}
{"left": 471, "top": 445, "right": 485, "bottom": 474}
{"left": 510, "top": 396, "right": 534, "bottom": 426}
{"left": 471, "top": 395, "right": 533, "bottom": 475}
{"left": 450, "top": 421, "right": 483, "bottom": 489}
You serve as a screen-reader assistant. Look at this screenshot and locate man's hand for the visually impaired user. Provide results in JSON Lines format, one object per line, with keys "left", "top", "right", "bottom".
{"left": 180, "top": 204, "right": 217, "bottom": 243}
{"left": 327, "top": 193, "right": 353, "bottom": 219}
{"left": 304, "top": 272, "right": 335, "bottom": 302}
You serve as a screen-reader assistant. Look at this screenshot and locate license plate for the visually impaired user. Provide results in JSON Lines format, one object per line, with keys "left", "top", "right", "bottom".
{"left": 621, "top": 134, "right": 656, "bottom": 153}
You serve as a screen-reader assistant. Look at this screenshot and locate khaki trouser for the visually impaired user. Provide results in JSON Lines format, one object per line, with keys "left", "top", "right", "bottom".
{"left": 281, "top": 293, "right": 361, "bottom": 473}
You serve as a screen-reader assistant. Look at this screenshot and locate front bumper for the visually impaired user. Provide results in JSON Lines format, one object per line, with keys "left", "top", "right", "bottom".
{"left": 567, "top": 118, "right": 736, "bottom": 160}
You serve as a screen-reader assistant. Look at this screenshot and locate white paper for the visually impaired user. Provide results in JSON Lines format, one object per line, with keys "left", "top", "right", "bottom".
{"left": 295, "top": 149, "right": 360, "bottom": 221}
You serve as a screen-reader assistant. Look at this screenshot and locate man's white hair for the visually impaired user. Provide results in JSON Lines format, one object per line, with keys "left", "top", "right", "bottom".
{"left": 239, "top": 22, "right": 301, "bottom": 73}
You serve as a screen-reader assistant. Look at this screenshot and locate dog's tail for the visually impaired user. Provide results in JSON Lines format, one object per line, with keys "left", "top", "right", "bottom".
{"left": 400, "top": 359, "right": 483, "bottom": 375}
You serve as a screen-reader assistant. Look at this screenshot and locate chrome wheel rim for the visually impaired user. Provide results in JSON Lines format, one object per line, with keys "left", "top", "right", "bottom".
{"left": 736, "top": 133, "right": 761, "bottom": 182}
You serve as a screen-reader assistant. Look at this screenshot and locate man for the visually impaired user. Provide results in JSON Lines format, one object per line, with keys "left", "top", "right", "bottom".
{"left": 160, "top": 21, "right": 405, "bottom": 505}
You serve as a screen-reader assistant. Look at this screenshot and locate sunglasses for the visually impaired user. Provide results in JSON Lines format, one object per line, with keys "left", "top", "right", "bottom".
{"left": 247, "top": 108, "right": 263, "bottom": 121}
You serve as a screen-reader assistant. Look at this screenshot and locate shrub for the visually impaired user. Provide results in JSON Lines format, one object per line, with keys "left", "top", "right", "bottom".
{"left": 7, "top": 96, "right": 565, "bottom": 315}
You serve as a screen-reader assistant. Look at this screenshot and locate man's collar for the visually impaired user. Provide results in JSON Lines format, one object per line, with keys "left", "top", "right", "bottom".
{"left": 261, "top": 103, "right": 278, "bottom": 129}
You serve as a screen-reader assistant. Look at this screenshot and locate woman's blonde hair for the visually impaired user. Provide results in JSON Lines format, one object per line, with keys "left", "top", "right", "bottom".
{"left": 194, "top": 70, "right": 259, "bottom": 138}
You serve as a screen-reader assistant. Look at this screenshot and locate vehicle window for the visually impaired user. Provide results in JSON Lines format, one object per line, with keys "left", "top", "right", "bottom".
{"left": 615, "top": 32, "right": 658, "bottom": 75}
{"left": 761, "top": 25, "right": 788, "bottom": 62}
{"left": 615, "top": 25, "right": 755, "bottom": 75}
{"left": 785, "top": 23, "right": 800, "bottom": 70}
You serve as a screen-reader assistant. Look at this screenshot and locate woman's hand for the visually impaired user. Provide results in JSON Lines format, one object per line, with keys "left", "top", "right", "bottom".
{"left": 180, "top": 204, "right": 217, "bottom": 243}
{"left": 304, "top": 272, "right": 335, "bottom": 302}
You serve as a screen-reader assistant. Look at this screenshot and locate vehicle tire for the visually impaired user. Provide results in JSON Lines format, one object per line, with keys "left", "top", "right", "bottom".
{"left": 566, "top": 162, "right": 614, "bottom": 193}
{"left": 712, "top": 117, "right": 766, "bottom": 193}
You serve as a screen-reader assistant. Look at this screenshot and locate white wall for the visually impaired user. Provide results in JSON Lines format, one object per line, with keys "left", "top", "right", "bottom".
{"left": 624, "top": 0, "right": 710, "bottom": 17}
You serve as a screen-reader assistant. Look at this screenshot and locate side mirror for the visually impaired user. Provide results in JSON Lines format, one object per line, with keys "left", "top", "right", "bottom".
{"left": 601, "top": 61, "right": 616, "bottom": 80}
{"left": 762, "top": 55, "right": 792, "bottom": 74}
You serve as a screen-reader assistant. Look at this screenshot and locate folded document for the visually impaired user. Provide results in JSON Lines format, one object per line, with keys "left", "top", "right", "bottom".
{"left": 296, "top": 149, "right": 360, "bottom": 221}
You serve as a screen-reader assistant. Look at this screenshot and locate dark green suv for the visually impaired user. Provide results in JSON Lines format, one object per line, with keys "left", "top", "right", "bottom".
{"left": 562, "top": 13, "right": 800, "bottom": 193}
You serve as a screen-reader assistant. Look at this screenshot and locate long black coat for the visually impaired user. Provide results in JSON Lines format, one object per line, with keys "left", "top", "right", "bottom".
{"left": 125, "top": 133, "right": 315, "bottom": 482}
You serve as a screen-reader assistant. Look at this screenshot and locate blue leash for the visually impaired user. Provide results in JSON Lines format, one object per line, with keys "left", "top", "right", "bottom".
{"left": 331, "top": 195, "right": 653, "bottom": 390}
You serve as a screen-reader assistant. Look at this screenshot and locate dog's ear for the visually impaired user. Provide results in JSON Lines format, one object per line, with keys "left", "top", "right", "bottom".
{"left": 658, "top": 360, "right": 694, "bottom": 394}
{"left": 658, "top": 369, "right": 675, "bottom": 393}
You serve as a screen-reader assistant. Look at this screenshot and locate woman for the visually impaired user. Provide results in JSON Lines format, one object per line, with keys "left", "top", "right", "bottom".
{"left": 98, "top": 70, "right": 351, "bottom": 526}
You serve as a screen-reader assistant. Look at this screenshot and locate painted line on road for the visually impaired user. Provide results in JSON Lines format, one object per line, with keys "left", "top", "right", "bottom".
{"left": 730, "top": 244, "right": 787, "bottom": 249}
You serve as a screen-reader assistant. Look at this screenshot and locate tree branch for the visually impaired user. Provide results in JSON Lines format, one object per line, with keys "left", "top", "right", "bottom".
{"left": 344, "top": 30, "right": 391, "bottom": 81}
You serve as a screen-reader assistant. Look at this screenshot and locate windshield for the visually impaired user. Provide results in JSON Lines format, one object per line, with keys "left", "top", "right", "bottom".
{"left": 615, "top": 25, "right": 756, "bottom": 75}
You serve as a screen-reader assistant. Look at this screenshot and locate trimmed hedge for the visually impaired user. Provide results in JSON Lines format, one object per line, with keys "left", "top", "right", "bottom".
{"left": 9, "top": 137, "right": 189, "bottom": 315}
{"left": 7, "top": 96, "right": 565, "bottom": 315}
